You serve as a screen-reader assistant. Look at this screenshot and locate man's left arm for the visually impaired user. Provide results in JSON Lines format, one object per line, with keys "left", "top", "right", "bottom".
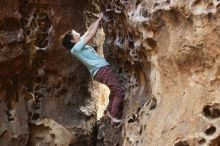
{"left": 81, "top": 13, "right": 102, "bottom": 39}
{"left": 80, "top": 13, "right": 103, "bottom": 45}
{"left": 81, "top": 23, "right": 94, "bottom": 39}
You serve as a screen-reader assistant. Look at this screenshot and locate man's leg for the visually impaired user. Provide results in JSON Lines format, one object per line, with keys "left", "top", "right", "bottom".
{"left": 107, "top": 92, "right": 113, "bottom": 113}
{"left": 94, "top": 65, "right": 125, "bottom": 119}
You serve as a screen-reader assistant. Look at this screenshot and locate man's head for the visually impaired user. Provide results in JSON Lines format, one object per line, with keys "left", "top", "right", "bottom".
{"left": 60, "top": 30, "right": 81, "bottom": 50}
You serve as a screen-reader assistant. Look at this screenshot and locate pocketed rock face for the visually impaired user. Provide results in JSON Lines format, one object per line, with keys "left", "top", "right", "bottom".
{"left": 97, "top": 0, "right": 220, "bottom": 146}
{"left": 0, "top": 0, "right": 104, "bottom": 145}
{"left": 1, "top": 0, "right": 220, "bottom": 146}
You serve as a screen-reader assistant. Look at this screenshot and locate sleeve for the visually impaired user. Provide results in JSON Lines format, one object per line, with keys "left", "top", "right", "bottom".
{"left": 71, "top": 39, "right": 86, "bottom": 52}
{"left": 80, "top": 35, "right": 85, "bottom": 41}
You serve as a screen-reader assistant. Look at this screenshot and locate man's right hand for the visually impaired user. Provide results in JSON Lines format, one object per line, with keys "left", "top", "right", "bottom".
{"left": 82, "top": 12, "right": 104, "bottom": 45}
{"left": 98, "top": 12, "right": 104, "bottom": 19}
{"left": 93, "top": 12, "right": 104, "bottom": 20}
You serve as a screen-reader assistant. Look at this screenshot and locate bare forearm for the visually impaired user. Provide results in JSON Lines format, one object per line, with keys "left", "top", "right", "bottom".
{"left": 89, "top": 18, "right": 101, "bottom": 36}
{"left": 88, "top": 22, "right": 95, "bottom": 31}
{"left": 83, "top": 18, "right": 100, "bottom": 37}
{"left": 88, "top": 13, "right": 103, "bottom": 31}
{"left": 82, "top": 13, "right": 103, "bottom": 44}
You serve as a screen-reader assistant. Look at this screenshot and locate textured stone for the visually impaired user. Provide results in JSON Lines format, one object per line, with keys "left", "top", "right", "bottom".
{"left": 97, "top": 0, "right": 220, "bottom": 146}
{"left": 0, "top": 0, "right": 103, "bottom": 145}
{"left": 1, "top": 0, "right": 220, "bottom": 146}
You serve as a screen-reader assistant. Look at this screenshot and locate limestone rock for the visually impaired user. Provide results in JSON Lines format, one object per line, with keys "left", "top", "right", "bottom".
{"left": 1, "top": 0, "right": 220, "bottom": 146}
{"left": 0, "top": 0, "right": 102, "bottom": 145}
{"left": 97, "top": 0, "right": 220, "bottom": 146}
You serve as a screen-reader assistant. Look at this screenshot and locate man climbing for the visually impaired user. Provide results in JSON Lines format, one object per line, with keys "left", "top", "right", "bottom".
{"left": 60, "top": 12, "right": 125, "bottom": 124}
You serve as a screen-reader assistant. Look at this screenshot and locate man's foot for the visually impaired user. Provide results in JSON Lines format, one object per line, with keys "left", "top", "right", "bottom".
{"left": 105, "top": 111, "right": 122, "bottom": 123}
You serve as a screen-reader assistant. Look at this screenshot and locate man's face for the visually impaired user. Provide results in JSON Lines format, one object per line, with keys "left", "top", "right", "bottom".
{"left": 71, "top": 30, "right": 81, "bottom": 43}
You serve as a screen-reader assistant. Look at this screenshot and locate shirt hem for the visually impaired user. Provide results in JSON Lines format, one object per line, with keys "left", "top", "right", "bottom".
{"left": 91, "top": 64, "right": 110, "bottom": 78}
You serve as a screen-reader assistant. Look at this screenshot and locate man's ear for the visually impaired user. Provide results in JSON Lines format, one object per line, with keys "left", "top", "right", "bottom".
{"left": 70, "top": 39, "right": 75, "bottom": 43}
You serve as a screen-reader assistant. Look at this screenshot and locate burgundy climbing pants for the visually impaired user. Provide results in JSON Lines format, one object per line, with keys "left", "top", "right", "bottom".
{"left": 94, "top": 65, "right": 125, "bottom": 119}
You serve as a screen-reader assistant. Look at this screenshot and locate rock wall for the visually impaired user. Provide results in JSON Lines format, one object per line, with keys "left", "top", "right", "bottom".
{"left": 97, "top": 0, "right": 220, "bottom": 146}
{"left": 1, "top": 0, "right": 220, "bottom": 146}
{"left": 0, "top": 0, "right": 103, "bottom": 145}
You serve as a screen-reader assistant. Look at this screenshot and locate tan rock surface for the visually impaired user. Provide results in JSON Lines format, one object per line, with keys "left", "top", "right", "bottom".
{"left": 97, "top": 0, "right": 220, "bottom": 146}
{"left": 1, "top": 0, "right": 220, "bottom": 146}
{"left": 0, "top": 0, "right": 103, "bottom": 145}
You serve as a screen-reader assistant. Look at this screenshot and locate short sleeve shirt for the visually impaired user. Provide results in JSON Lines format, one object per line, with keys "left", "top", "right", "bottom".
{"left": 71, "top": 39, "right": 109, "bottom": 77}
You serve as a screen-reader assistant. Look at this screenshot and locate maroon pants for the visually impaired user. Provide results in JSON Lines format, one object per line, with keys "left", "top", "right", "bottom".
{"left": 94, "top": 65, "right": 125, "bottom": 118}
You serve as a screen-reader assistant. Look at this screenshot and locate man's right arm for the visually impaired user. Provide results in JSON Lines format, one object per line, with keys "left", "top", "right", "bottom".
{"left": 81, "top": 13, "right": 103, "bottom": 40}
{"left": 82, "top": 13, "right": 103, "bottom": 45}
{"left": 81, "top": 22, "right": 94, "bottom": 39}
{"left": 72, "top": 13, "right": 103, "bottom": 52}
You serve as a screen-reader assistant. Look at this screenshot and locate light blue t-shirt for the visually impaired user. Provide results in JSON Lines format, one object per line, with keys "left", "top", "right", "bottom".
{"left": 71, "top": 38, "right": 109, "bottom": 77}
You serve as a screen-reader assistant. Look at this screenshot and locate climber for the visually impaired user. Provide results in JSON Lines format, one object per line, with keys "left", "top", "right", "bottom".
{"left": 60, "top": 12, "right": 125, "bottom": 124}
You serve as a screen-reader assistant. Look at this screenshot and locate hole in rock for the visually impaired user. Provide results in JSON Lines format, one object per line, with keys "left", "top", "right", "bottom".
{"left": 154, "top": 2, "right": 160, "bottom": 8}
{"left": 209, "top": 135, "right": 220, "bottom": 146}
{"left": 136, "top": 0, "right": 141, "bottom": 6}
{"left": 39, "top": 13, "right": 51, "bottom": 26}
{"left": 35, "top": 38, "right": 48, "bottom": 48}
{"left": 205, "top": 125, "right": 216, "bottom": 136}
{"left": 31, "top": 103, "right": 37, "bottom": 110}
{"left": 142, "top": 10, "right": 149, "bottom": 17}
{"left": 174, "top": 140, "right": 190, "bottom": 146}
{"left": 126, "top": 137, "right": 129, "bottom": 142}
{"left": 129, "top": 41, "right": 134, "bottom": 48}
{"left": 136, "top": 106, "right": 142, "bottom": 113}
{"left": 146, "top": 38, "right": 157, "bottom": 49}
{"left": 202, "top": 104, "right": 220, "bottom": 119}
{"left": 138, "top": 127, "right": 143, "bottom": 135}
{"left": 32, "top": 113, "right": 40, "bottom": 120}
{"left": 128, "top": 118, "right": 135, "bottom": 123}
{"left": 149, "top": 97, "right": 157, "bottom": 110}
{"left": 6, "top": 106, "right": 16, "bottom": 121}
{"left": 217, "top": 2, "right": 220, "bottom": 8}
{"left": 198, "top": 137, "right": 206, "bottom": 144}
{"left": 118, "top": 67, "right": 123, "bottom": 74}
{"left": 7, "top": 111, "right": 14, "bottom": 121}
{"left": 50, "top": 134, "right": 55, "bottom": 139}
{"left": 192, "top": 0, "right": 202, "bottom": 6}
{"left": 166, "top": 0, "right": 171, "bottom": 4}
{"left": 8, "top": 117, "right": 14, "bottom": 121}
{"left": 208, "top": 12, "right": 212, "bottom": 20}
{"left": 36, "top": 76, "right": 42, "bottom": 83}
{"left": 128, "top": 114, "right": 136, "bottom": 123}
{"left": 35, "top": 97, "right": 41, "bottom": 103}
{"left": 34, "top": 92, "right": 43, "bottom": 98}
{"left": 35, "top": 103, "right": 41, "bottom": 110}
{"left": 25, "top": 30, "right": 31, "bottom": 36}
{"left": 34, "top": 84, "right": 41, "bottom": 91}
